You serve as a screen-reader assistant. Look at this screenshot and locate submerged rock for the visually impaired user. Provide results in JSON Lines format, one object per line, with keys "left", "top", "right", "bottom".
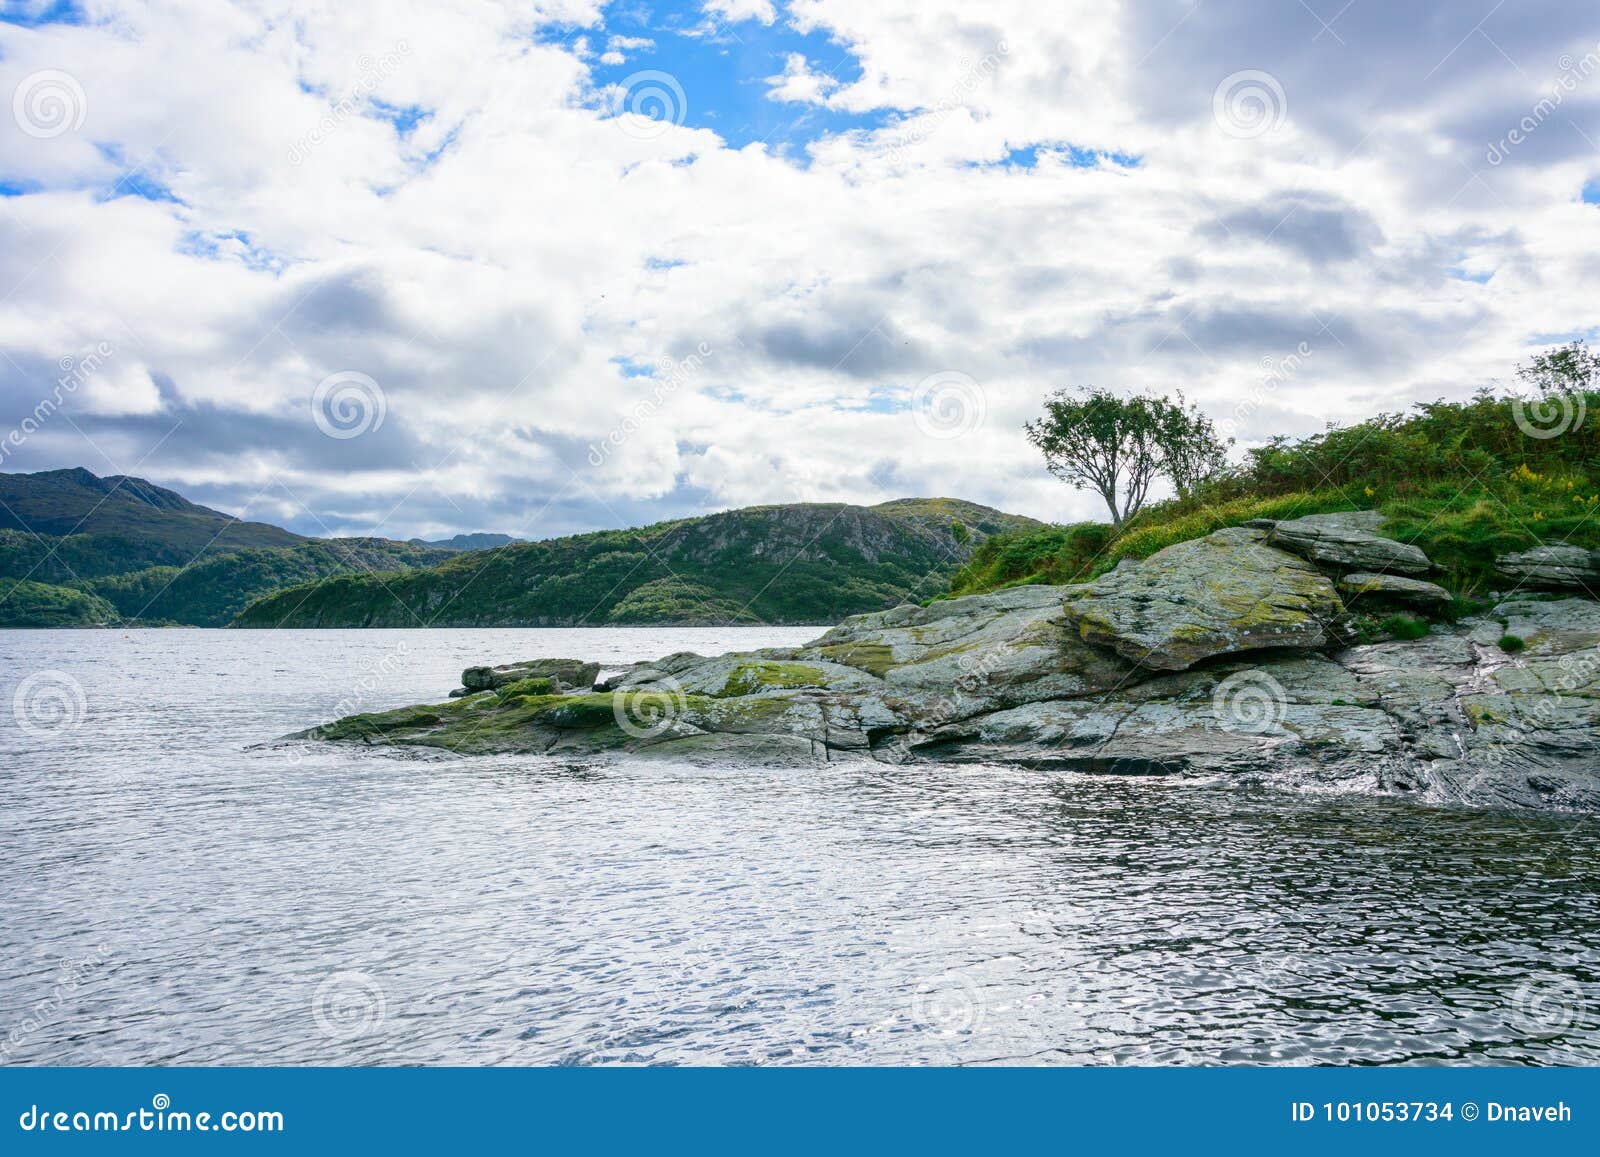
{"left": 288, "top": 538, "right": 1600, "bottom": 813}
{"left": 1061, "top": 527, "right": 1344, "bottom": 670}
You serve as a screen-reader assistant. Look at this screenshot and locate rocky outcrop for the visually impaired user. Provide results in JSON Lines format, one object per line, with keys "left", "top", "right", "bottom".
{"left": 458, "top": 658, "right": 600, "bottom": 694}
{"left": 1494, "top": 544, "right": 1600, "bottom": 592}
{"left": 1255, "top": 511, "right": 1431, "bottom": 575}
{"left": 1061, "top": 527, "right": 1344, "bottom": 670}
{"left": 1337, "top": 572, "right": 1453, "bottom": 608}
{"left": 290, "top": 518, "right": 1600, "bottom": 813}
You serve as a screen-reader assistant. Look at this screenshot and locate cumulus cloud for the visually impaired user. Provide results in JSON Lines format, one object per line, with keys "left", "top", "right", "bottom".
{"left": 0, "top": 0, "right": 1598, "bottom": 541}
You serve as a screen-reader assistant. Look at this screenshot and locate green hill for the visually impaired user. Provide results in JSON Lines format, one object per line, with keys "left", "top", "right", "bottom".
{"left": 0, "top": 577, "right": 121, "bottom": 627}
{"left": 233, "top": 498, "right": 1040, "bottom": 628}
{"left": 0, "top": 468, "right": 451, "bottom": 627}
{"left": 948, "top": 389, "right": 1600, "bottom": 600}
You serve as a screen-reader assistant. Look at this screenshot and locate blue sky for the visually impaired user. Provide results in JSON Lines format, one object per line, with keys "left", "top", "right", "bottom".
{"left": 1, "top": 1, "right": 1598, "bottom": 540}
{"left": 545, "top": 2, "right": 882, "bottom": 156}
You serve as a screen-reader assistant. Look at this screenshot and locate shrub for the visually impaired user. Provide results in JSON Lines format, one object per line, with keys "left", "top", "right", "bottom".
{"left": 1381, "top": 615, "right": 1430, "bottom": 641}
{"left": 1498, "top": 634, "right": 1527, "bottom": 654}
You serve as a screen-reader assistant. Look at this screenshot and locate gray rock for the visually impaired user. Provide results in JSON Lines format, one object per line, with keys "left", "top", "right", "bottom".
{"left": 798, "top": 584, "right": 1135, "bottom": 717}
{"left": 1263, "top": 512, "right": 1431, "bottom": 575}
{"left": 1061, "top": 527, "right": 1345, "bottom": 671}
{"left": 1494, "top": 544, "right": 1600, "bottom": 592}
{"left": 461, "top": 658, "right": 600, "bottom": 692}
{"left": 297, "top": 564, "right": 1600, "bottom": 812}
{"left": 1338, "top": 571, "right": 1454, "bottom": 608}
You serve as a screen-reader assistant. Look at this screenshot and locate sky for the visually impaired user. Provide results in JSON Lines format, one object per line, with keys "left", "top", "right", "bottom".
{"left": 0, "top": 0, "right": 1598, "bottom": 540}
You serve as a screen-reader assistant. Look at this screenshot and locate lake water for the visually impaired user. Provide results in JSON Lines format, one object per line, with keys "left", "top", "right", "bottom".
{"left": 2, "top": 627, "right": 1598, "bottom": 1066}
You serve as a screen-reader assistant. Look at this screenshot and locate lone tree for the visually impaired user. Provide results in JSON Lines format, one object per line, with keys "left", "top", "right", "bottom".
{"left": 1025, "top": 387, "right": 1230, "bottom": 529}
{"left": 1518, "top": 340, "right": 1600, "bottom": 396}
{"left": 1159, "top": 391, "right": 1231, "bottom": 500}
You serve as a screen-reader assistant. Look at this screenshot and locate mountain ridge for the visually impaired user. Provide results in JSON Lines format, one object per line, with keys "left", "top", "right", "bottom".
{"left": 0, "top": 468, "right": 1041, "bottom": 628}
{"left": 234, "top": 497, "right": 1041, "bottom": 628}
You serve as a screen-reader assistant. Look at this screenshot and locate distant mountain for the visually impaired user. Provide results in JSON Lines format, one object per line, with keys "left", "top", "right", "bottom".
{"left": 0, "top": 466, "right": 302, "bottom": 569}
{"left": 0, "top": 468, "right": 451, "bottom": 627}
{"left": 410, "top": 532, "right": 522, "bottom": 551}
{"left": 234, "top": 498, "right": 1043, "bottom": 628}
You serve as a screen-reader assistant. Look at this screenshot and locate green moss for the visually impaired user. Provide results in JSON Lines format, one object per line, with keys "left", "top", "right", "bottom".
{"left": 808, "top": 642, "right": 896, "bottom": 677}
{"left": 311, "top": 701, "right": 457, "bottom": 742}
{"left": 495, "top": 676, "right": 553, "bottom": 700}
{"left": 717, "top": 661, "right": 832, "bottom": 697}
{"left": 1498, "top": 633, "right": 1527, "bottom": 654}
{"left": 1464, "top": 701, "right": 1508, "bottom": 726}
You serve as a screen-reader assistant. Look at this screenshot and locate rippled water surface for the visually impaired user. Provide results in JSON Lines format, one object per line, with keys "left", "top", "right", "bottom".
{"left": 3, "top": 628, "right": 1599, "bottom": 1066}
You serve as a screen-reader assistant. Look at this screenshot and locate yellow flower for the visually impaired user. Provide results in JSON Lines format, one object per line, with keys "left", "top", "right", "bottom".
{"left": 1363, "top": 486, "right": 1375, "bottom": 498}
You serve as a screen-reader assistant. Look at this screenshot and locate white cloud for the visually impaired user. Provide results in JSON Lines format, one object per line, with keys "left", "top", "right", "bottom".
{"left": 1, "top": 0, "right": 1598, "bottom": 540}
{"left": 703, "top": 0, "right": 777, "bottom": 26}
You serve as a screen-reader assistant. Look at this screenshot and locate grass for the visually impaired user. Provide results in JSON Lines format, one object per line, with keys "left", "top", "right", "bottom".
{"left": 1498, "top": 634, "right": 1527, "bottom": 654}
{"left": 949, "top": 389, "right": 1600, "bottom": 602}
{"left": 1380, "top": 615, "right": 1430, "bottom": 641}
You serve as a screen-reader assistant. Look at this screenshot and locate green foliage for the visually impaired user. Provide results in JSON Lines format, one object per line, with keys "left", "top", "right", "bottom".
{"left": 1025, "top": 387, "right": 1230, "bottom": 527}
{"left": 959, "top": 373, "right": 1600, "bottom": 599}
{"left": 0, "top": 467, "right": 455, "bottom": 626}
{"left": 236, "top": 500, "right": 1040, "bottom": 628}
{"left": 949, "top": 491, "right": 1345, "bottom": 595}
{"left": 1517, "top": 340, "right": 1598, "bottom": 395}
{"left": 1498, "top": 634, "right": 1527, "bottom": 654}
{"left": 495, "top": 677, "right": 554, "bottom": 700}
{"left": 0, "top": 578, "right": 120, "bottom": 627}
{"left": 1381, "top": 615, "right": 1430, "bottom": 641}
